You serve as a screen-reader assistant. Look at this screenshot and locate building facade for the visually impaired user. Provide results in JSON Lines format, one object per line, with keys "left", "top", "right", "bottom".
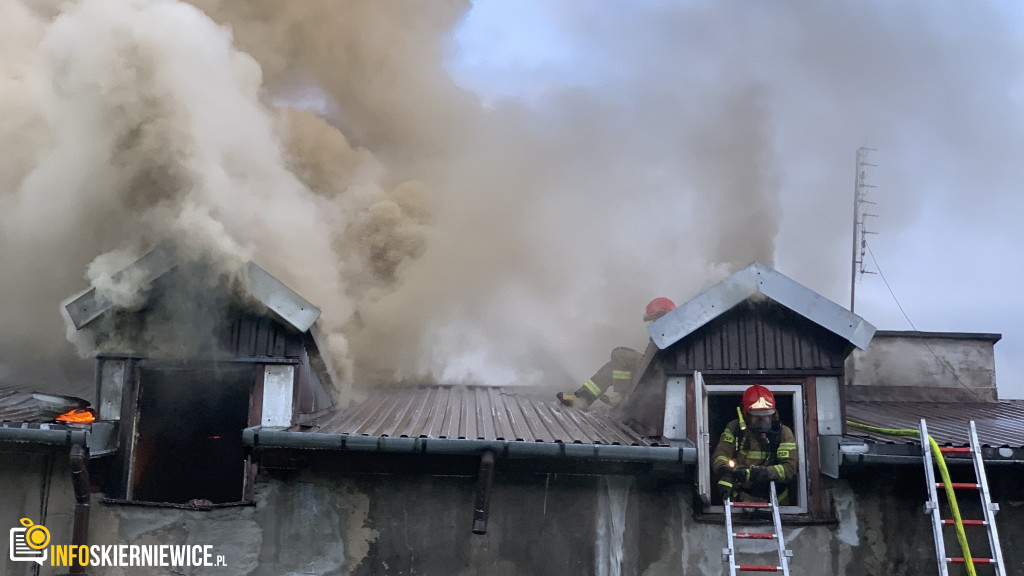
{"left": 3, "top": 261, "right": 1021, "bottom": 575}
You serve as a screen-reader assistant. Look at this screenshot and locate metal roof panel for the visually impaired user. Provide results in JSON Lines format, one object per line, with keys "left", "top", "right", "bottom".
{"left": 846, "top": 400, "right": 1024, "bottom": 447}
{"left": 0, "top": 388, "right": 90, "bottom": 424}
{"left": 293, "top": 385, "right": 655, "bottom": 446}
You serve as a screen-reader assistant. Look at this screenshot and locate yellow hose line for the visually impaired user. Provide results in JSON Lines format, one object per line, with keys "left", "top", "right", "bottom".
{"left": 846, "top": 421, "right": 976, "bottom": 576}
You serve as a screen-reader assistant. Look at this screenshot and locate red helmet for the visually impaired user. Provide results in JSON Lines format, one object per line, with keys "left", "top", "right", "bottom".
{"left": 643, "top": 297, "right": 676, "bottom": 322}
{"left": 742, "top": 385, "right": 776, "bottom": 416}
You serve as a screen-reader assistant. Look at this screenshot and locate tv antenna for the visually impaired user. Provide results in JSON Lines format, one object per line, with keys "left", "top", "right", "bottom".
{"left": 850, "top": 147, "right": 878, "bottom": 313}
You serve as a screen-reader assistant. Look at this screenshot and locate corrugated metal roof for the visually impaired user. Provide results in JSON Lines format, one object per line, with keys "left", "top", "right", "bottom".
{"left": 293, "top": 385, "right": 655, "bottom": 446}
{"left": 846, "top": 400, "right": 1024, "bottom": 448}
{"left": 0, "top": 388, "right": 89, "bottom": 424}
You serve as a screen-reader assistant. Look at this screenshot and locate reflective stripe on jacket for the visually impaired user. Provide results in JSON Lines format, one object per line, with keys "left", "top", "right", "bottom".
{"left": 711, "top": 418, "right": 798, "bottom": 503}
{"left": 573, "top": 348, "right": 642, "bottom": 402}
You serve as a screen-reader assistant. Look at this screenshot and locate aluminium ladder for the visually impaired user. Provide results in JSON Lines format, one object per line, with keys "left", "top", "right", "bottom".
{"left": 920, "top": 419, "right": 1006, "bottom": 576}
{"left": 723, "top": 481, "right": 792, "bottom": 575}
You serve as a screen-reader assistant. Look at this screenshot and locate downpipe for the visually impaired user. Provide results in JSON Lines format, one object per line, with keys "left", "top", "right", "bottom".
{"left": 472, "top": 450, "right": 496, "bottom": 535}
{"left": 69, "top": 444, "right": 90, "bottom": 576}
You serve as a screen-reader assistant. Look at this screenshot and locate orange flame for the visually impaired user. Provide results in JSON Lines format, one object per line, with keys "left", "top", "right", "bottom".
{"left": 56, "top": 408, "right": 96, "bottom": 424}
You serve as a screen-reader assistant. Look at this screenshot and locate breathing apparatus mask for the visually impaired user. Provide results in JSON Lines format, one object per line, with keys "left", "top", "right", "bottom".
{"left": 748, "top": 410, "right": 774, "bottom": 433}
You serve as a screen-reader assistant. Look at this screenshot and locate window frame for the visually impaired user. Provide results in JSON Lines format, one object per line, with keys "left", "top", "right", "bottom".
{"left": 694, "top": 374, "right": 808, "bottom": 515}
{"left": 108, "top": 359, "right": 295, "bottom": 507}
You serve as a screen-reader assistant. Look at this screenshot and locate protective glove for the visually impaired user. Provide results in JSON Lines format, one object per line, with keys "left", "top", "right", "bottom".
{"left": 746, "top": 466, "right": 769, "bottom": 486}
{"left": 733, "top": 465, "right": 749, "bottom": 485}
{"left": 717, "top": 473, "right": 735, "bottom": 502}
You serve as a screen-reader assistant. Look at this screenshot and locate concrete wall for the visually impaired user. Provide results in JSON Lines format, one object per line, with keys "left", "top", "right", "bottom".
{"left": 846, "top": 332, "right": 999, "bottom": 401}
{"left": 4, "top": 459, "right": 1023, "bottom": 575}
{"left": 0, "top": 451, "right": 77, "bottom": 576}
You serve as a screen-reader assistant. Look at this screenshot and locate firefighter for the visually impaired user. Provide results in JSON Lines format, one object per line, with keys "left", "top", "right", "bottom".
{"left": 712, "top": 385, "right": 798, "bottom": 505}
{"left": 557, "top": 297, "right": 675, "bottom": 409}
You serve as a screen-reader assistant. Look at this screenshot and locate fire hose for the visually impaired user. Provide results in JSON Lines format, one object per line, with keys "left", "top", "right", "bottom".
{"left": 846, "top": 421, "right": 976, "bottom": 576}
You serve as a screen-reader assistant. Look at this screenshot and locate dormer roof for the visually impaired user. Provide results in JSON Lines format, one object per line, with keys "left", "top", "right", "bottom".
{"left": 648, "top": 261, "right": 875, "bottom": 351}
{"left": 64, "top": 243, "right": 321, "bottom": 333}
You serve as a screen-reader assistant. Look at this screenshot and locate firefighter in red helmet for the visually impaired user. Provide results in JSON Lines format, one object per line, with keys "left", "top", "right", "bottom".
{"left": 711, "top": 385, "right": 798, "bottom": 505}
{"left": 644, "top": 297, "right": 675, "bottom": 323}
{"left": 557, "top": 297, "right": 675, "bottom": 409}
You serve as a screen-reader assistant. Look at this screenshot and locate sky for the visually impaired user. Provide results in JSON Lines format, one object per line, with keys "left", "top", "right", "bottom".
{"left": 2, "top": 0, "right": 1023, "bottom": 402}
{"left": 448, "top": 0, "right": 1024, "bottom": 398}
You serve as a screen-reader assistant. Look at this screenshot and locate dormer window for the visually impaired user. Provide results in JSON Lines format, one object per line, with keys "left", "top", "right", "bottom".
{"left": 94, "top": 354, "right": 302, "bottom": 507}
{"left": 128, "top": 363, "right": 254, "bottom": 504}
{"left": 693, "top": 376, "right": 808, "bottom": 514}
{"left": 623, "top": 262, "right": 875, "bottom": 522}
{"left": 63, "top": 246, "right": 334, "bottom": 508}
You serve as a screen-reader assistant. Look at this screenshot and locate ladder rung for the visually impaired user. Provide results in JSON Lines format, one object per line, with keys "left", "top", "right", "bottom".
{"left": 731, "top": 502, "right": 772, "bottom": 509}
{"left": 939, "top": 446, "right": 972, "bottom": 453}
{"left": 936, "top": 482, "right": 979, "bottom": 490}
{"left": 734, "top": 532, "right": 777, "bottom": 540}
{"left": 738, "top": 565, "right": 782, "bottom": 572}
{"left": 949, "top": 557, "right": 994, "bottom": 564}
{"left": 941, "top": 519, "right": 986, "bottom": 526}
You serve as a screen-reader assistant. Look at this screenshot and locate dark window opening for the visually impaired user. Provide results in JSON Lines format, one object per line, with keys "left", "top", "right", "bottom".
{"left": 704, "top": 387, "right": 804, "bottom": 511}
{"left": 130, "top": 366, "right": 253, "bottom": 504}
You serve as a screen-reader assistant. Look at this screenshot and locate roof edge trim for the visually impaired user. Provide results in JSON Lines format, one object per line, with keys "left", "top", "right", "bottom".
{"left": 873, "top": 330, "right": 1002, "bottom": 343}
{"left": 649, "top": 261, "right": 876, "bottom": 350}
{"left": 63, "top": 244, "right": 322, "bottom": 333}
{"left": 243, "top": 263, "right": 321, "bottom": 332}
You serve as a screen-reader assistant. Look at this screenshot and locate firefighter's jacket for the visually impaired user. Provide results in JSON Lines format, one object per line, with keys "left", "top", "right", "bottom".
{"left": 711, "top": 419, "right": 798, "bottom": 504}
{"left": 575, "top": 346, "right": 642, "bottom": 403}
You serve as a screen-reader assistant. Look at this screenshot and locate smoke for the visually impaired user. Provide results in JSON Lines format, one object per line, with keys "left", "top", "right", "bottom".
{"left": 0, "top": 0, "right": 412, "bottom": 394}
{"left": 3, "top": 0, "right": 1018, "bottom": 398}
{"left": 180, "top": 0, "right": 782, "bottom": 387}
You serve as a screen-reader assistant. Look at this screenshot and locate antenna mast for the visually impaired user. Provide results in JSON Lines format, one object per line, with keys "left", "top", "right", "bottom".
{"left": 850, "top": 147, "right": 878, "bottom": 313}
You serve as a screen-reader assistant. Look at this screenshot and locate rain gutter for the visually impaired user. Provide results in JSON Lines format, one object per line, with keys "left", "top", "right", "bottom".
{"left": 0, "top": 426, "right": 88, "bottom": 447}
{"left": 244, "top": 427, "right": 696, "bottom": 464}
{"left": 840, "top": 442, "right": 1024, "bottom": 466}
{"left": 0, "top": 422, "right": 117, "bottom": 455}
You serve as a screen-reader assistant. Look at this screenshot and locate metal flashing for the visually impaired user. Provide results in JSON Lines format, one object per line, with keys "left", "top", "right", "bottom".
{"left": 64, "top": 244, "right": 178, "bottom": 330}
{"left": 63, "top": 244, "right": 322, "bottom": 334}
{"left": 648, "top": 261, "right": 876, "bottom": 351}
{"left": 873, "top": 330, "right": 1002, "bottom": 343}
{"left": 86, "top": 421, "right": 118, "bottom": 456}
{"left": 243, "top": 263, "right": 321, "bottom": 332}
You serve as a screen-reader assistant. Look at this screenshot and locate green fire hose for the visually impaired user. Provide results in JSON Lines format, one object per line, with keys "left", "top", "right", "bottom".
{"left": 846, "top": 421, "right": 976, "bottom": 576}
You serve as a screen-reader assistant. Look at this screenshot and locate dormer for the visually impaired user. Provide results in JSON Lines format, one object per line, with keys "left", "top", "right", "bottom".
{"left": 619, "top": 262, "right": 875, "bottom": 519}
{"left": 63, "top": 244, "right": 335, "bottom": 506}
